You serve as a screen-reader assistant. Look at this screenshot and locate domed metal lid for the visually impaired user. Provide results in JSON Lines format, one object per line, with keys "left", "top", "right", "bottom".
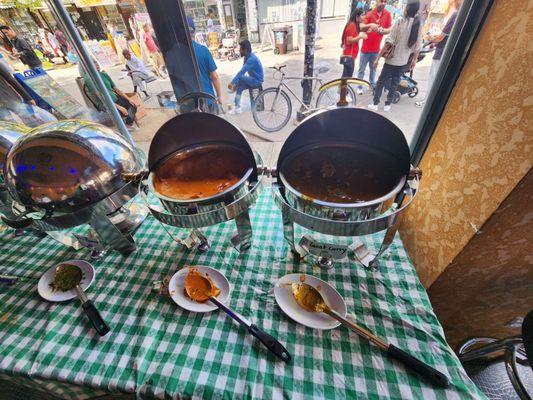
{"left": 4, "top": 120, "right": 141, "bottom": 213}
{"left": 277, "top": 107, "right": 411, "bottom": 181}
{"left": 0, "top": 121, "right": 29, "bottom": 169}
{"left": 148, "top": 113, "right": 257, "bottom": 178}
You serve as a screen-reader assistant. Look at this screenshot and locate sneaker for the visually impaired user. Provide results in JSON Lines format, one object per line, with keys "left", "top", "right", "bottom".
{"left": 356, "top": 87, "right": 364, "bottom": 95}
{"left": 143, "top": 94, "right": 152, "bottom": 101}
{"left": 228, "top": 107, "right": 242, "bottom": 115}
{"left": 367, "top": 103, "right": 379, "bottom": 111}
{"left": 415, "top": 100, "right": 425, "bottom": 107}
{"left": 383, "top": 104, "right": 391, "bottom": 112}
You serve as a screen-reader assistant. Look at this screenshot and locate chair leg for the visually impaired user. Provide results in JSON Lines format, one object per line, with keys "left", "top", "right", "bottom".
{"left": 459, "top": 338, "right": 523, "bottom": 363}
{"left": 505, "top": 344, "right": 532, "bottom": 400}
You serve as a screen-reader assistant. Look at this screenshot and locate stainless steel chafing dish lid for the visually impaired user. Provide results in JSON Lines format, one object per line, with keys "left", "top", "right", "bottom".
{"left": 0, "top": 122, "right": 29, "bottom": 172}
{"left": 4, "top": 120, "right": 141, "bottom": 213}
{"left": 276, "top": 107, "right": 411, "bottom": 185}
{"left": 147, "top": 112, "right": 258, "bottom": 179}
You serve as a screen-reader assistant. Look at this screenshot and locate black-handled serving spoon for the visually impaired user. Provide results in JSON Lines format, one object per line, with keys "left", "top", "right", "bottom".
{"left": 185, "top": 274, "right": 291, "bottom": 363}
{"left": 53, "top": 263, "right": 110, "bottom": 336}
{"left": 290, "top": 282, "right": 449, "bottom": 388}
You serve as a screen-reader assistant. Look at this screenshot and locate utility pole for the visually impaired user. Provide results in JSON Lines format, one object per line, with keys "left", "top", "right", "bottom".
{"left": 297, "top": 0, "right": 318, "bottom": 121}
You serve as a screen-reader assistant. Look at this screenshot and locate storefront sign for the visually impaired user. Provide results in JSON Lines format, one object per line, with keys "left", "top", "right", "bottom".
{"left": 14, "top": 68, "right": 85, "bottom": 119}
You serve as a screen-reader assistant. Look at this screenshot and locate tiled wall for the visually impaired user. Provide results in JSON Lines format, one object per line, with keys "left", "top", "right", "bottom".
{"left": 400, "top": 0, "right": 533, "bottom": 288}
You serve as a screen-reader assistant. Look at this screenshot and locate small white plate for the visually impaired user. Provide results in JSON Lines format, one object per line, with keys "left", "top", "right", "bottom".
{"left": 38, "top": 260, "right": 95, "bottom": 302}
{"left": 168, "top": 266, "right": 231, "bottom": 313}
{"left": 274, "top": 274, "right": 347, "bottom": 330}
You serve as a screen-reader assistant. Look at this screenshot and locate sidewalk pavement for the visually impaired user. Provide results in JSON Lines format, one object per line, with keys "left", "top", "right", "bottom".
{"left": 45, "top": 32, "right": 431, "bottom": 161}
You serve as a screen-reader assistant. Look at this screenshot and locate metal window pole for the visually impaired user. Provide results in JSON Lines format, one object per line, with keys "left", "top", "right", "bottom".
{"left": 297, "top": 0, "right": 317, "bottom": 121}
{"left": 45, "top": 0, "right": 136, "bottom": 148}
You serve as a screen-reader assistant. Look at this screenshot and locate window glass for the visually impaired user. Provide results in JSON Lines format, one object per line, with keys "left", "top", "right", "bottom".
{"left": 0, "top": 0, "right": 465, "bottom": 164}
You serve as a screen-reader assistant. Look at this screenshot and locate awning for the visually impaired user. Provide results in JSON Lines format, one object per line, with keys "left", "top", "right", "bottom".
{"left": 0, "top": 1, "right": 16, "bottom": 9}
{"left": 74, "top": 0, "right": 116, "bottom": 6}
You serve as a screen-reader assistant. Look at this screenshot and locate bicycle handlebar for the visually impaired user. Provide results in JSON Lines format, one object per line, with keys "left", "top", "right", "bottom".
{"left": 269, "top": 64, "right": 287, "bottom": 71}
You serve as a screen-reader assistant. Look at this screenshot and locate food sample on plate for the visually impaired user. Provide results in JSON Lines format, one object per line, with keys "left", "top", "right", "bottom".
{"left": 50, "top": 263, "right": 82, "bottom": 292}
{"left": 291, "top": 282, "right": 322, "bottom": 312}
{"left": 282, "top": 146, "right": 400, "bottom": 203}
{"left": 153, "top": 146, "right": 250, "bottom": 200}
{"left": 184, "top": 268, "right": 220, "bottom": 302}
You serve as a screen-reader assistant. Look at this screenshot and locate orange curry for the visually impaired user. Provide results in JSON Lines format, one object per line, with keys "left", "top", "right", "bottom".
{"left": 154, "top": 147, "right": 250, "bottom": 201}
{"left": 184, "top": 268, "right": 220, "bottom": 302}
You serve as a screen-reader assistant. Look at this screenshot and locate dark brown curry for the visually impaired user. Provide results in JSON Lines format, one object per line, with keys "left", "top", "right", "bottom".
{"left": 282, "top": 146, "right": 400, "bottom": 203}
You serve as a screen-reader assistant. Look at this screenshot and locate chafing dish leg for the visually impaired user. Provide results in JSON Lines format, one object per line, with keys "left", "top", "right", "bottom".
{"left": 89, "top": 215, "right": 137, "bottom": 256}
{"left": 282, "top": 208, "right": 305, "bottom": 259}
{"left": 192, "top": 229, "right": 210, "bottom": 252}
{"left": 317, "top": 256, "right": 334, "bottom": 269}
{"left": 354, "top": 219, "right": 400, "bottom": 269}
{"left": 231, "top": 212, "right": 252, "bottom": 252}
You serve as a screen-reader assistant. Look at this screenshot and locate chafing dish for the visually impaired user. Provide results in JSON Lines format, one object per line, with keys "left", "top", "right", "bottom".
{"left": 139, "top": 110, "right": 263, "bottom": 252}
{"left": 0, "top": 122, "right": 29, "bottom": 217}
{"left": 1, "top": 120, "right": 147, "bottom": 256}
{"left": 271, "top": 107, "right": 421, "bottom": 269}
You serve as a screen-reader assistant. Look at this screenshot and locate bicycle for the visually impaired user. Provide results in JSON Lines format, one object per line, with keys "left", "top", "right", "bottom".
{"left": 251, "top": 63, "right": 370, "bottom": 132}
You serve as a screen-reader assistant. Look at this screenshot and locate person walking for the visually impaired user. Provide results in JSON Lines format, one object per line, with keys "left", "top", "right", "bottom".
{"left": 0, "top": 26, "right": 42, "bottom": 70}
{"left": 189, "top": 22, "right": 222, "bottom": 108}
{"left": 206, "top": 12, "right": 215, "bottom": 33}
{"left": 123, "top": 49, "right": 152, "bottom": 100}
{"left": 415, "top": 0, "right": 461, "bottom": 107}
{"left": 369, "top": 0, "right": 422, "bottom": 112}
{"left": 340, "top": 8, "right": 369, "bottom": 78}
{"left": 356, "top": 0, "right": 392, "bottom": 94}
{"left": 142, "top": 24, "right": 166, "bottom": 78}
{"left": 227, "top": 39, "right": 263, "bottom": 114}
{"left": 54, "top": 26, "right": 70, "bottom": 64}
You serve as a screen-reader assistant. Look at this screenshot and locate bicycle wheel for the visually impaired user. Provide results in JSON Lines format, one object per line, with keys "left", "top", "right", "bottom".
{"left": 252, "top": 88, "right": 292, "bottom": 132}
{"left": 316, "top": 84, "right": 357, "bottom": 108}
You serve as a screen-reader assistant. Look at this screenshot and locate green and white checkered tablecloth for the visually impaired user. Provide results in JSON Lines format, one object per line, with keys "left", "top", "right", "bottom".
{"left": 0, "top": 188, "right": 484, "bottom": 400}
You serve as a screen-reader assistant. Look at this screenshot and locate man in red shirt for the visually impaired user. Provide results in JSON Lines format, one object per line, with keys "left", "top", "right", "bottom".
{"left": 356, "top": 0, "right": 392, "bottom": 94}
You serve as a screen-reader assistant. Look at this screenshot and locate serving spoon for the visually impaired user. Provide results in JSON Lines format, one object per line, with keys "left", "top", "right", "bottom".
{"left": 290, "top": 282, "right": 450, "bottom": 388}
{"left": 53, "top": 263, "right": 110, "bottom": 336}
{"left": 185, "top": 273, "right": 291, "bottom": 363}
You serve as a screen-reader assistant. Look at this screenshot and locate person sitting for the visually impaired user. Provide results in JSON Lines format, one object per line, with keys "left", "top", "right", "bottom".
{"left": 227, "top": 39, "right": 263, "bottom": 114}
{"left": 122, "top": 49, "right": 153, "bottom": 100}
{"left": 82, "top": 61, "right": 139, "bottom": 129}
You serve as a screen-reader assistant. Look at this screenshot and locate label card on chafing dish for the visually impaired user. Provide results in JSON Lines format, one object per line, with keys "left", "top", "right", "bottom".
{"left": 299, "top": 235, "right": 349, "bottom": 260}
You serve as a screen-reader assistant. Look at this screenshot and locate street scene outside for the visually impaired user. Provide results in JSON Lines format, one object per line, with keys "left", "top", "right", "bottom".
{"left": 0, "top": 0, "right": 457, "bottom": 165}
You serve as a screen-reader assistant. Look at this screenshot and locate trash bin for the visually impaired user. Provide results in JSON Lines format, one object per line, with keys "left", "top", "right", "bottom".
{"left": 273, "top": 26, "right": 290, "bottom": 55}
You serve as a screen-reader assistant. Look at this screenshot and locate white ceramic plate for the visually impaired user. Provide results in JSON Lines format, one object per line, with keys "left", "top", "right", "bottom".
{"left": 38, "top": 260, "right": 95, "bottom": 302}
{"left": 274, "top": 274, "right": 347, "bottom": 330}
{"left": 169, "top": 266, "right": 231, "bottom": 313}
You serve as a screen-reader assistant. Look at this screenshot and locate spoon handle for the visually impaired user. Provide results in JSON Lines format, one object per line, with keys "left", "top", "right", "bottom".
{"left": 82, "top": 300, "right": 110, "bottom": 337}
{"left": 248, "top": 324, "right": 292, "bottom": 363}
{"left": 324, "top": 308, "right": 449, "bottom": 388}
{"left": 75, "top": 286, "right": 109, "bottom": 336}
{"left": 209, "top": 296, "right": 291, "bottom": 363}
{"left": 387, "top": 345, "right": 450, "bottom": 388}
{"left": 324, "top": 308, "right": 387, "bottom": 350}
